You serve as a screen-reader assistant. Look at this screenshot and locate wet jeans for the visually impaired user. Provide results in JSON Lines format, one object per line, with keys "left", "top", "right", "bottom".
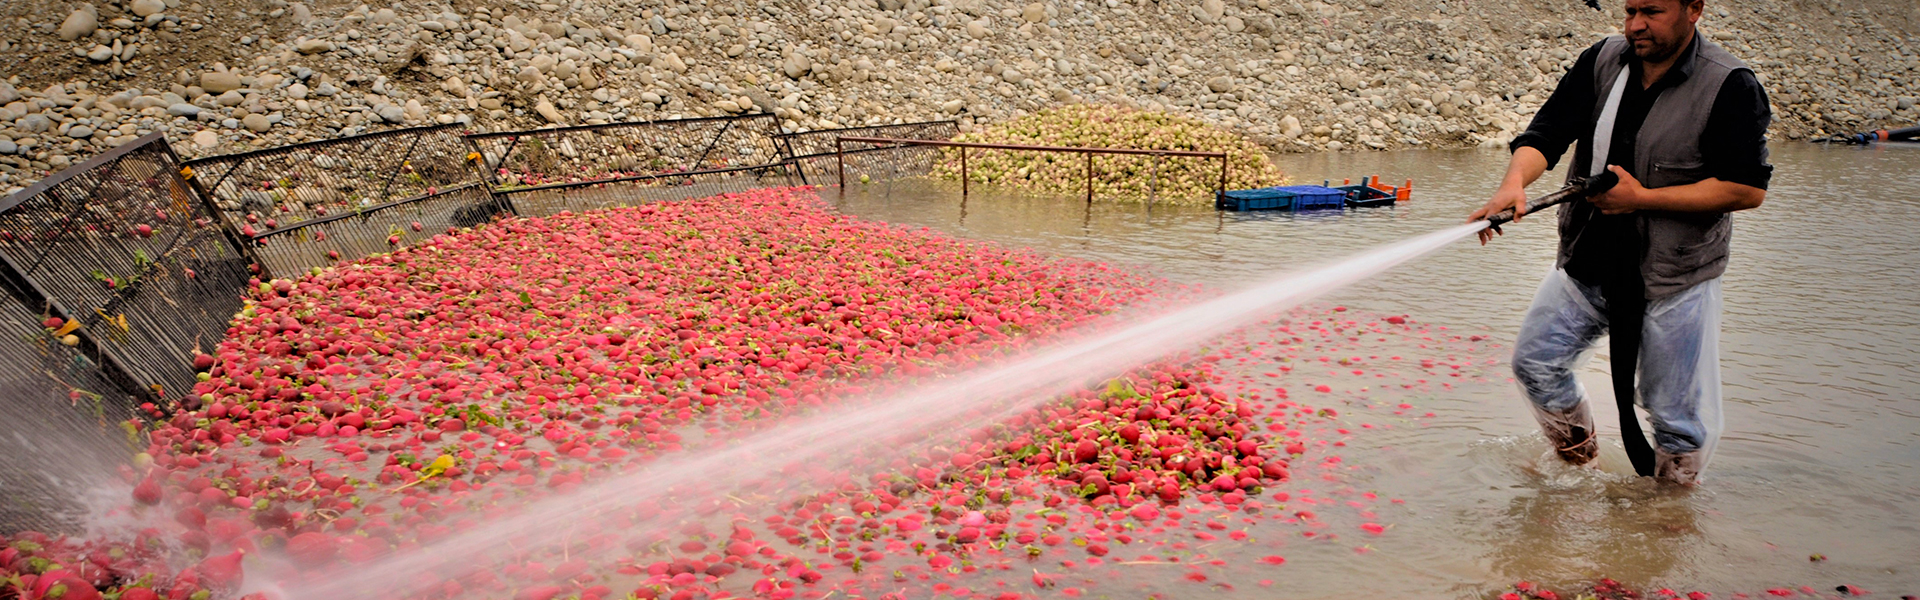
{"left": 1511, "top": 269, "right": 1723, "bottom": 480}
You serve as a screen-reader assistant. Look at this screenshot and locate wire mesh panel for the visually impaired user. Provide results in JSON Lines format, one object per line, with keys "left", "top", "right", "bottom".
{"left": 775, "top": 121, "right": 957, "bottom": 183}
{"left": 242, "top": 184, "right": 506, "bottom": 276}
{"left": 501, "top": 164, "right": 798, "bottom": 219}
{"left": 467, "top": 115, "right": 787, "bottom": 191}
{"left": 0, "top": 133, "right": 252, "bottom": 410}
{"left": 182, "top": 124, "right": 488, "bottom": 278}
{"left": 808, "top": 142, "right": 948, "bottom": 187}
{"left": 0, "top": 265, "right": 142, "bottom": 535}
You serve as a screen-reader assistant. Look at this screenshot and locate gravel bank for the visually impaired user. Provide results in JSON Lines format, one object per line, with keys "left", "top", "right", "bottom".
{"left": 1, "top": 0, "right": 1915, "bottom": 195}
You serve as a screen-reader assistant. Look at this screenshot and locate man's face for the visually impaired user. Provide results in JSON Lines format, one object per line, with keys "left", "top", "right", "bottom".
{"left": 1623, "top": 0, "right": 1702, "bottom": 62}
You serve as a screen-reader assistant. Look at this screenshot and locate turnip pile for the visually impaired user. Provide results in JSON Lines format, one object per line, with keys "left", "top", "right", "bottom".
{"left": 0, "top": 188, "right": 1525, "bottom": 600}
{"left": 928, "top": 105, "right": 1288, "bottom": 205}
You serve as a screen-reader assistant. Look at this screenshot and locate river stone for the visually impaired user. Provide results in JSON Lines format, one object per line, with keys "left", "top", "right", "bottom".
{"left": 242, "top": 114, "right": 271, "bottom": 132}
{"left": 783, "top": 54, "right": 810, "bottom": 79}
{"left": 0, "top": 140, "right": 15, "bottom": 155}
{"left": 166, "top": 103, "right": 201, "bottom": 117}
{"left": 1281, "top": 115, "right": 1303, "bottom": 138}
{"left": 58, "top": 7, "right": 98, "bottom": 41}
{"left": 87, "top": 45, "right": 113, "bottom": 62}
{"left": 1022, "top": 3, "right": 1046, "bottom": 23}
{"left": 201, "top": 72, "right": 242, "bottom": 94}
{"left": 1207, "top": 76, "right": 1232, "bottom": 93}
{"left": 130, "top": 0, "right": 166, "bottom": 17}
{"left": 296, "top": 39, "right": 335, "bottom": 54}
{"left": 376, "top": 104, "right": 407, "bottom": 123}
{"left": 966, "top": 20, "right": 990, "bottom": 39}
{"left": 17, "top": 114, "right": 52, "bottom": 133}
{"left": 287, "top": 83, "right": 309, "bottom": 99}
{"left": 535, "top": 99, "right": 564, "bottom": 123}
{"left": 67, "top": 126, "right": 95, "bottom": 139}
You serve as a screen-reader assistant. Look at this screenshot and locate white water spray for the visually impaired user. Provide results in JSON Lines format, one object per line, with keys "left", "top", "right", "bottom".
{"left": 280, "top": 222, "right": 1490, "bottom": 600}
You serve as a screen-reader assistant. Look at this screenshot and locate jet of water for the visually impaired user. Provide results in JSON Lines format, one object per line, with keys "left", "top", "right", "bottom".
{"left": 278, "top": 222, "right": 1490, "bottom": 600}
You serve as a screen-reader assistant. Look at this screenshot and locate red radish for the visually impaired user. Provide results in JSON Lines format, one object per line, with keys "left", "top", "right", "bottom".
{"left": 194, "top": 550, "right": 244, "bottom": 591}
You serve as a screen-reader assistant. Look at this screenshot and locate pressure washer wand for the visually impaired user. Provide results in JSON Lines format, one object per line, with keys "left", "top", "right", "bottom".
{"left": 1482, "top": 170, "right": 1621, "bottom": 233}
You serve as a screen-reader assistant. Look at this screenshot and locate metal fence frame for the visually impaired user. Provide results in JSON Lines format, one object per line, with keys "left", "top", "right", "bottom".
{"left": 181, "top": 124, "right": 494, "bottom": 279}
{"left": 775, "top": 120, "right": 958, "bottom": 184}
{"left": 0, "top": 114, "right": 961, "bottom": 533}
{"left": 832, "top": 136, "right": 1230, "bottom": 204}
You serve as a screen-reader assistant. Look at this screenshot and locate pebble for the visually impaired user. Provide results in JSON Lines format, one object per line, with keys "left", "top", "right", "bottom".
{"left": 243, "top": 114, "right": 272, "bottom": 133}
{"left": 67, "top": 126, "right": 94, "bottom": 139}
{"left": 87, "top": 45, "right": 114, "bottom": 62}
{"left": 166, "top": 103, "right": 201, "bottom": 117}
{"left": 287, "top": 83, "right": 309, "bottom": 100}
{"left": 192, "top": 130, "right": 218, "bottom": 148}
{"left": 0, "top": 140, "right": 16, "bottom": 155}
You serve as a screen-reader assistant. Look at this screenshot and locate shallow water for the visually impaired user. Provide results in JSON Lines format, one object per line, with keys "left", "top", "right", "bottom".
{"left": 828, "top": 142, "right": 1920, "bottom": 596}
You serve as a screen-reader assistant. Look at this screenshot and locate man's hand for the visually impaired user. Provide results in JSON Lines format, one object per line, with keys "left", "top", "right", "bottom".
{"left": 1592, "top": 165, "right": 1644, "bottom": 215}
{"left": 1468, "top": 183, "right": 1530, "bottom": 245}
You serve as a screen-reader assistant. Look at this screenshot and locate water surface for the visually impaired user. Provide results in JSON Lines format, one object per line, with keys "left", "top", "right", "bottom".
{"left": 827, "top": 142, "right": 1920, "bottom": 596}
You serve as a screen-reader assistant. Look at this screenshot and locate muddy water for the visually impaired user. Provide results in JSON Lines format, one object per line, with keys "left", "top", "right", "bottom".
{"left": 827, "top": 142, "right": 1920, "bottom": 596}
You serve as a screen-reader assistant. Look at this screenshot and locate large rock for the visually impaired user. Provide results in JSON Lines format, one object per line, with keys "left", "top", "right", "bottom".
{"left": 130, "top": 0, "right": 166, "bottom": 18}
{"left": 58, "top": 6, "right": 99, "bottom": 41}
{"left": 534, "top": 99, "right": 565, "bottom": 124}
{"left": 966, "top": 20, "right": 991, "bottom": 39}
{"left": 296, "top": 39, "right": 335, "bottom": 54}
{"left": 782, "top": 54, "right": 811, "bottom": 80}
{"left": 1022, "top": 3, "right": 1047, "bottom": 23}
{"left": 376, "top": 104, "right": 407, "bottom": 123}
{"left": 201, "top": 72, "right": 243, "bottom": 94}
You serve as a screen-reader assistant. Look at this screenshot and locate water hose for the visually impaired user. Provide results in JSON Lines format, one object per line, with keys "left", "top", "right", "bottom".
{"left": 1478, "top": 169, "right": 1659, "bottom": 477}
{"left": 1813, "top": 124, "right": 1920, "bottom": 145}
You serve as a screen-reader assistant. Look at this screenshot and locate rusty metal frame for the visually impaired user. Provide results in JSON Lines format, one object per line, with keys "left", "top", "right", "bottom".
{"left": 832, "top": 136, "right": 1230, "bottom": 204}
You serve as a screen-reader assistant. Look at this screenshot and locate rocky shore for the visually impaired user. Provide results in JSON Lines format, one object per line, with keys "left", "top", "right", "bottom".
{"left": 1, "top": 0, "right": 1915, "bottom": 195}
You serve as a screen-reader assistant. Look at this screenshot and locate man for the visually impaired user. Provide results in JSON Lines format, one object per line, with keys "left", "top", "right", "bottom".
{"left": 1467, "top": 0, "right": 1770, "bottom": 485}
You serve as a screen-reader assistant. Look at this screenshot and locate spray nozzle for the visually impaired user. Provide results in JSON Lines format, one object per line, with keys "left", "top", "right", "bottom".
{"left": 1483, "top": 170, "right": 1620, "bottom": 233}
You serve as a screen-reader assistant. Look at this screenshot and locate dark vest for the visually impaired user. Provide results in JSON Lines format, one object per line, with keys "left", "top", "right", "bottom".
{"left": 1555, "top": 33, "right": 1759, "bottom": 299}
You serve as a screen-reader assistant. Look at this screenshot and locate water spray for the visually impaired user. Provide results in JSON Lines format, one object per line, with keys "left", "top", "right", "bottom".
{"left": 275, "top": 222, "right": 1484, "bottom": 600}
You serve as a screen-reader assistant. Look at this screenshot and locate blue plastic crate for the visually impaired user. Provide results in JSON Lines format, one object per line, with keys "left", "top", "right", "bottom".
{"left": 1217, "top": 185, "right": 1347, "bottom": 211}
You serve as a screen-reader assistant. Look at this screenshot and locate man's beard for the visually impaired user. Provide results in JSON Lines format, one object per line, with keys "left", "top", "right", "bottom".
{"left": 1630, "top": 34, "right": 1683, "bottom": 62}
